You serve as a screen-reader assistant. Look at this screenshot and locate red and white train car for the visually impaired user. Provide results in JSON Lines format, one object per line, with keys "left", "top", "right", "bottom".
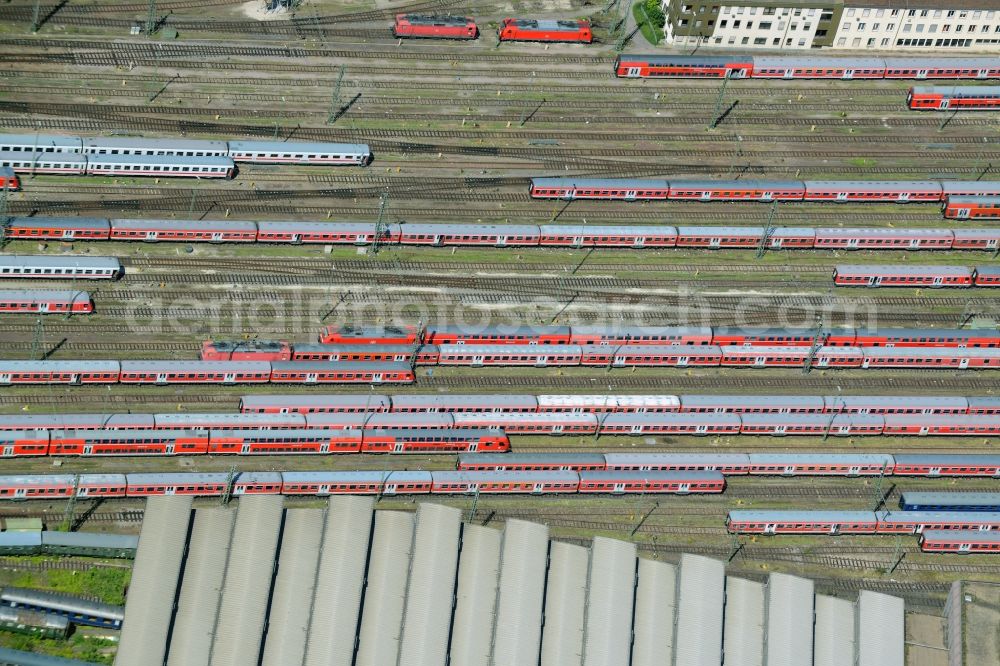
{"left": 291, "top": 344, "right": 417, "bottom": 363}
{"left": 747, "top": 454, "right": 894, "bottom": 476}
{"left": 583, "top": 345, "right": 723, "bottom": 367}
{"left": 720, "top": 345, "right": 863, "bottom": 368}
{"left": 920, "top": 530, "right": 1000, "bottom": 553}
{"left": 834, "top": 265, "right": 974, "bottom": 288}
{"left": 537, "top": 225, "right": 677, "bottom": 248}
{"left": 669, "top": 181, "right": 805, "bottom": 202}
{"left": 110, "top": 219, "right": 257, "bottom": 243}
{"left": 256, "top": 221, "right": 390, "bottom": 245}
{"left": 125, "top": 472, "right": 283, "bottom": 497}
{"left": 280, "top": 471, "right": 433, "bottom": 496}
{"left": 118, "top": 361, "right": 271, "bottom": 384}
{"left": 319, "top": 325, "right": 420, "bottom": 346}
{"left": 239, "top": 394, "right": 392, "bottom": 414}
{"left": 976, "top": 265, "right": 1000, "bottom": 286}
{"left": 727, "top": 511, "right": 879, "bottom": 535}
{"left": 569, "top": 325, "right": 713, "bottom": 346}
{"left": 576, "top": 470, "right": 725, "bottom": 494}
{"left": 752, "top": 56, "right": 886, "bottom": 80}
{"left": 0, "top": 361, "right": 120, "bottom": 385}
{"left": 0, "top": 474, "right": 127, "bottom": 499}
{"left": 536, "top": 394, "right": 681, "bottom": 413}
{"left": 0, "top": 431, "right": 49, "bottom": 458}
{"left": 598, "top": 412, "right": 741, "bottom": 436}
{"left": 738, "top": 414, "right": 884, "bottom": 437}
{"left": 457, "top": 452, "right": 609, "bottom": 471}
{"left": 47, "top": 429, "right": 209, "bottom": 456}
{"left": 200, "top": 340, "right": 291, "bottom": 361}
{"left": 603, "top": 452, "right": 751, "bottom": 474}
{"left": 397, "top": 224, "right": 539, "bottom": 247}
{"left": 430, "top": 470, "right": 580, "bottom": 494}
{"left": 0, "top": 290, "right": 92, "bottom": 314}
{"left": 614, "top": 54, "right": 753, "bottom": 78}
{"left": 882, "top": 414, "right": 1000, "bottom": 436}
{"left": 436, "top": 344, "right": 581, "bottom": 366}
{"left": 861, "top": 347, "right": 1000, "bottom": 369}
{"left": 908, "top": 86, "right": 1000, "bottom": 111}
{"left": 814, "top": 228, "right": 954, "bottom": 250}
{"left": 892, "top": 454, "right": 1000, "bottom": 477}
{"left": 0, "top": 166, "right": 19, "bottom": 190}
{"left": 268, "top": 361, "right": 415, "bottom": 384}
{"left": 944, "top": 196, "right": 1000, "bottom": 220}
{"left": 452, "top": 412, "right": 598, "bottom": 434}
{"left": 804, "top": 180, "right": 943, "bottom": 202}
{"left": 423, "top": 324, "right": 571, "bottom": 345}
{"left": 876, "top": 511, "right": 1000, "bottom": 534}
{"left": 3, "top": 217, "right": 110, "bottom": 241}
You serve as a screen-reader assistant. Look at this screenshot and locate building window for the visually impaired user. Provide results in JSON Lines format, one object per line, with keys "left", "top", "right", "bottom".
{"left": 875, "top": 9, "right": 884, "bottom": 17}
{"left": 746, "top": 21, "right": 752, "bottom": 28}
{"left": 791, "top": 23, "right": 797, "bottom": 30}
{"left": 798, "top": 38, "right": 806, "bottom": 45}
{"left": 862, "top": 8, "right": 870, "bottom": 17}
{"left": 816, "top": 29, "right": 827, "bottom": 37}
{"left": 760, "top": 21, "right": 771, "bottom": 29}
{"left": 847, "top": 8, "right": 855, "bottom": 16}
{"left": 853, "top": 37, "right": 861, "bottom": 46}
{"left": 773, "top": 37, "right": 780, "bottom": 44}
{"left": 837, "top": 37, "right": 846, "bottom": 45}
{"left": 881, "top": 37, "right": 889, "bottom": 45}
{"left": 720, "top": 19, "right": 727, "bottom": 27}
{"left": 887, "top": 23, "right": 895, "bottom": 30}
{"left": 867, "top": 37, "right": 875, "bottom": 46}
{"left": 930, "top": 25, "right": 937, "bottom": 33}
{"left": 733, "top": 19, "right": 740, "bottom": 27}
{"left": 695, "top": 20, "right": 701, "bottom": 26}
{"left": 764, "top": 7, "right": 775, "bottom": 15}
{"left": 741, "top": 36, "right": 749, "bottom": 43}
{"left": 916, "top": 24, "right": 923, "bottom": 32}
{"left": 947, "top": 10, "right": 955, "bottom": 17}
{"left": 820, "top": 11, "right": 832, "bottom": 21}
{"left": 903, "top": 23, "right": 911, "bottom": 32}
{"left": 754, "top": 37, "right": 766, "bottom": 44}
{"left": 858, "top": 22, "right": 865, "bottom": 29}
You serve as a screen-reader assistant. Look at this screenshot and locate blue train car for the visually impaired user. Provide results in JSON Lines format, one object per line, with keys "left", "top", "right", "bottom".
{"left": 899, "top": 491, "right": 1000, "bottom": 512}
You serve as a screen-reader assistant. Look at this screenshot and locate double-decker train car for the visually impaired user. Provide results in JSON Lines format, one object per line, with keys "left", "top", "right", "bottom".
{"left": 908, "top": 86, "right": 1000, "bottom": 110}
{"left": 945, "top": 195, "right": 1000, "bottom": 220}
{"left": 0, "top": 256, "right": 122, "bottom": 280}
{"left": 498, "top": 18, "right": 592, "bottom": 43}
{"left": 833, "top": 264, "right": 976, "bottom": 288}
{"left": 0, "top": 290, "right": 92, "bottom": 314}
{"left": 393, "top": 14, "right": 478, "bottom": 39}
{"left": 613, "top": 54, "right": 1000, "bottom": 80}
{"left": 919, "top": 530, "right": 1000, "bottom": 553}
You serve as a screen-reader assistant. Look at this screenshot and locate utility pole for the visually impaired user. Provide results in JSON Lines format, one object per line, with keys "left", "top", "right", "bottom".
{"left": 327, "top": 65, "right": 346, "bottom": 124}
{"left": 709, "top": 76, "right": 730, "bottom": 129}
{"left": 31, "top": 0, "right": 41, "bottom": 32}
{"left": 468, "top": 487, "right": 480, "bottom": 522}
{"left": 61, "top": 475, "right": 80, "bottom": 531}
{"left": 630, "top": 501, "right": 659, "bottom": 537}
{"left": 146, "top": 0, "right": 157, "bottom": 36}
{"left": 755, "top": 201, "right": 778, "bottom": 259}
{"left": 871, "top": 461, "right": 889, "bottom": 511}
{"left": 371, "top": 190, "right": 389, "bottom": 255}
{"left": 221, "top": 465, "right": 237, "bottom": 505}
{"left": 802, "top": 319, "right": 825, "bottom": 375}
{"left": 727, "top": 533, "right": 744, "bottom": 562}
{"left": 0, "top": 183, "right": 10, "bottom": 248}
{"left": 188, "top": 189, "right": 197, "bottom": 217}
{"left": 30, "top": 317, "right": 44, "bottom": 360}
{"left": 885, "top": 536, "right": 905, "bottom": 574}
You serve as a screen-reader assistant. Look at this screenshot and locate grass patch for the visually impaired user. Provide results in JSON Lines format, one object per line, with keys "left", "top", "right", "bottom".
{"left": 0, "top": 633, "right": 115, "bottom": 665}
{"left": 633, "top": 2, "right": 665, "bottom": 45}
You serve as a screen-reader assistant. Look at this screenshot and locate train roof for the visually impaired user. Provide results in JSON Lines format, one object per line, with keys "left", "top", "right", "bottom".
{"left": 946, "top": 195, "right": 1000, "bottom": 203}
{"left": 458, "top": 452, "right": 607, "bottom": 465}
{"left": 752, "top": 56, "right": 886, "bottom": 69}
{"left": 884, "top": 414, "right": 1000, "bottom": 425}
{"left": 124, "top": 471, "right": 283, "bottom": 484}
{"left": 432, "top": 470, "right": 580, "bottom": 482}
{"left": 367, "top": 413, "right": 455, "bottom": 426}
{"left": 205, "top": 340, "right": 287, "bottom": 352}
{"left": 834, "top": 264, "right": 973, "bottom": 276}
{"left": 239, "top": 394, "right": 392, "bottom": 407}
{"left": 748, "top": 453, "right": 894, "bottom": 465}
{"left": 0, "top": 586, "right": 125, "bottom": 620}
{"left": 398, "top": 14, "right": 475, "bottom": 27}
{"left": 581, "top": 470, "right": 724, "bottom": 481}
{"left": 804, "top": 180, "right": 942, "bottom": 191}
{"left": 279, "top": 470, "right": 432, "bottom": 483}
{"left": 531, "top": 177, "right": 669, "bottom": 188}
{"left": 81, "top": 136, "right": 228, "bottom": 151}
{"left": 436, "top": 344, "right": 581, "bottom": 354}
{"left": 48, "top": 428, "right": 204, "bottom": 439}
{"left": 0, "top": 151, "right": 87, "bottom": 164}
{"left": 899, "top": 491, "right": 1000, "bottom": 505}
{"left": 0, "top": 290, "right": 92, "bottom": 302}
{"left": 269, "top": 361, "right": 413, "bottom": 371}
{"left": 9, "top": 216, "right": 110, "bottom": 230}
{"left": 0, "top": 134, "right": 83, "bottom": 149}
{"left": 815, "top": 227, "right": 953, "bottom": 238}
{"left": 940, "top": 181, "right": 1000, "bottom": 194}
{"left": 390, "top": 394, "right": 538, "bottom": 408}
{"left": 892, "top": 453, "right": 1000, "bottom": 465}
{"left": 617, "top": 54, "right": 752, "bottom": 66}
{"left": 740, "top": 413, "right": 884, "bottom": 425}
{"left": 255, "top": 220, "right": 381, "bottom": 232}
{"left": 87, "top": 154, "right": 234, "bottom": 166}
{"left": 884, "top": 57, "right": 1000, "bottom": 69}
{"left": 911, "top": 86, "right": 1000, "bottom": 96}
{"left": 293, "top": 344, "right": 417, "bottom": 355}
{"left": 669, "top": 179, "right": 804, "bottom": 190}
{"left": 921, "top": 530, "right": 1000, "bottom": 543}
{"left": 858, "top": 327, "right": 994, "bottom": 339}
{"left": 679, "top": 394, "right": 824, "bottom": 408}
{"left": 453, "top": 412, "right": 596, "bottom": 423}
{"left": 603, "top": 452, "right": 750, "bottom": 465}
{"left": 862, "top": 346, "right": 1000, "bottom": 358}
{"left": 727, "top": 510, "right": 877, "bottom": 522}
{"left": 41, "top": 531, "right": 139, "bottom": 550}
{"left": 878, "top": 511, "right": 1000, "bottom": 523}
{"left": 968, "top": 397, "right": 1000, "bottom": 408}
{"left": 119, "top": 360, "right": 272, "bottom": 371}
{"left": 951, "top": 229, "right": 1000, "bottom": 238}
{"left": 227, "top": 140, "right": 370, "bottom": 154}
{"left": 677, "top": 226, "right": 764, "bottom": 236}
{"left": 0, "top": 255, "right": 121, "bottom": 270}
{"left": 536, "top": 394, "right": 681, "bottom": 408}
{"left": 0, "top": 532, "right": 41, "bottom": 548}
{"left": 428, "top": 323, "right": 570, "bottom": 335}
{"left": 825, "top": 395, "right": 969, "bottom": 408}
{"left": 153, "top": 413, "right": 305, "bottom": 427}
{"left": 601, "top": 412, "right": 742, "bottom": 425}
{"left": 977, "top": 265, "right": 1000, "bottom": 276}
{"left": 570, "top": 324, "right": 713, "bottom": 336}
{"left": 0, "top": 360, "right": 120, "bottom": 371}
{"left": 505, "top": 18, "right": 587, "bottom": 30}
{"left": 712, "top": 326, "right": 817, "bottom": 336}
{"left": 400, "top": 223, "right": 540, "bottom": 236}
{"left": 111, "top": 218, "right": 258, "bottom": 231}
{"left": 537, "top": 225, "right": 678, "bottom": 236}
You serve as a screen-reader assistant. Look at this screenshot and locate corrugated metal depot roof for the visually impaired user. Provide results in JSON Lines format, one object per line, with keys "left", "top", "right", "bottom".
{"left": 260, "top": 509, "right": 324, "bottom": 666}
{"left": 449, "top": 525, "right": 501, "bottom": 666}
{"left": 813, "top": 595, "right": 855, "bottom": 666}
{"left": 115, "top": 495, "right": 193, "bottom": 666}
{"left": 398, "top": 504, "right": 462, "bottom": 666}
{"left": 491, "top": 519, "right": 550, "bottom": 666}
{"left": 165, "top": 508, "right": 235, "bottom": 666}
{"left": 354, "top": 510, "right": 416, "bottom": 666}
{"left": 674, "top": 554, "right": 725, "bottom": 666}
{"left": 631, "top": 559, "right": 676, "bottom": 666}
{"left": 765, "top": 573, "right": 814, "bottom": 666}
{"left": 857, "top": 591, "right": 904, "bottom": 666}
{"left": 208, "top": 495, "right": 284, "bottom": 666}
{"left": 303, "top": 496, "right": 375, "bottom": 666}
{"left": 583, "top": 537, "right": 636, "bottom": 666}
{"left": 723, "top": 577, "right": 765, "bottom": 666}
{"left": 539, "top": 541, "right": 588, "bottom": 666}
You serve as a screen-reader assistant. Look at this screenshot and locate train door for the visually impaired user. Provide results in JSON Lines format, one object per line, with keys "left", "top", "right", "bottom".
{"left": 932, "top": 276, "right": 944, "bottom": 287}
{"left": 290, "top": 233, "right": 301, "bottom": 244}
{"left": 958, "top": 543, "right": 972, "bottom": 552}
{"left": 305, "top": 373, "right": 318, "bottom": 383}
{"left": 700, "top": 190, "right": 712, "bottom": 201}
{"left": 761, "top": 191, "right": 774, "bottom": 202}
{"left": 624, "top": 67, "right": 641, "bottom": 77}
{"left": 561, "top": 188, "right": 575, "bottom": 200}
{"left": 38, "top": 302, "right": 50, "bottom": 313}
{"left": 753, "top": 355, "right": 767, "bottom": 367}
{"left": 320, "top": 442, "right": 330, "bottom": 453}
{"left": 552, "top": 424, "right": 564, "bottom": 434}
{"left": 836, "top": 192, "right": 849, "bottom": 202}
{"left": 677, "top": 483, "right": 690, "bottom": 494}
{"left": 848, "top": 465, "right": 861, "bottom": 476}
{"left": 224, "top": 373, "right": 236, "bottom": 383}
{"left": 496, "top": 236, "right": 508, "bottom": 247}
{"left": 467, "top": 441, "right": 478, "bottom": 452}
{"left": 156, "top": 372, "right": 168, "bottom": 383}
{"left": 165, "top": 444, "right": 175, "bottom": 454}
{"left": 318, "top": 483, "right": 330, "bottom": 495}
{"left": 868, "top": 276, "right": 879, "bottom": 287}
{"left": 534, "top": 354, "right": 548, "bottom": 366}
{"left": 1, "top": 446, "right": 12, "bottom": 457}
{"left": 815, "top": 355, "right": 830, "bottom": 368}
{"left": 611, "top": 482, "right": 626, "bottom": 494}
{"left": 843, "top": 69, "right": 855, "bottom": 80}
{"left": 624, "top": 190, "right": 638, "bottom": 201}
{"left": 393, "top": 442, "right": 404, "bottom": 453}
{"left": 928, "top": 466, "right": 941, "bottom": 476}
{"left": 631, "top": 424, "right": 642, "bottom": 434}
{"left": 709, "top": 237, "right": 721, "bottom": 248}
{"left": 573, "top": 235, "right": 584, "bottom": 246}
{"left": 955, "top": 206, "right": 971, "bottom": 219}
{"left": 13, "top": 488, "right": 26, "bottom": 499}
{"left": 781, "top": 68, "right": 794, "bottom": 79}
{"left": 83, "top": 445, "right": 93, "bottom": 455}
{"left": 355, "top": 234, "right": 369, "bottom": 244}
{"left": 242, "top": 443, "right": 252, "bottom": 454}
{"left": 959, "top": 358, "right": 970, "bottom": 369}
{"left": 472, "top": 355, "right": 484, "bottom": 366}
{"left": 977, "top": 69, "right": 989, "bottom": 79}
{"left": 939, "top": 99, "right": 950, "bottom": 110}
{"left": 384, "top": 483, "right": 397, "bottom": 495}
{"left": 677, "top": 355, "right": 689, "bottom": 367}
{"left": 70, "top": 373, "right": 81, "bottom": 385}
{"left": 774, "top": 425, "right": 787, "bottom": 435}
{"left": 782, "top": 465, "right": 795, "bottom": 476}
{"left": 162, "top": 486, "right": 176, "bottom": 495}
{"left": 899, "top": 192, "right": 911, "bottom": 202}
{"left": 532, "top": 483, "right": 545, "bottom": 494}
{"left": 917, "top": 69, "right": 929, "bottom": 79}
{"left": 0, "top": 373, "right": 10, "bottom": 383}
{"left": 696, "top": 424, "right": 709, "bottom": 434}
{"left": 764, "top": 523, "right": 777, "bottom": 534}
{"left": 919, "top": 426, "right": 929, "bottom": 435}
{"left": 829, "top": 524, "right": 840, "bottom": 535}
{"left": 211, "top": 232, "right": 224, "bottom": 242}
{"left": 908, "top": 238, "right": 920, "bottom": 248}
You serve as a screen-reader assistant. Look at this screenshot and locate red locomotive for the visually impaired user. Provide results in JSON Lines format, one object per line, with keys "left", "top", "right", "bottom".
{"left": 393, "top": 14, "right": 478, "bottom": 39}
{"left": 200, "top": 340, "right": 291, "bottom": 361}
{"left": 0, "top": 166, "right": 19, "bottom": 191}
{"left": 498, "top": 18, "right": 592, "bottom": 43}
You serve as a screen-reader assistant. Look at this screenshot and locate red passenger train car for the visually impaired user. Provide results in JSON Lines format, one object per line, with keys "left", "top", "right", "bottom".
{"left": 907, "top": 86, "right": 1000, "bottom": 111}
{"left": 920, "top": 530, "right": 1000, "bottom": 553}
{"left": 393, "top": 14, "right": 478, "bottom": 39}
{"left": 200, "top": 340, "right": 291, "bottom": 361}
{"left": 498, "top": 18, "right": 592, "bottom": 43}
{"left": 944, "top": 196, "right": 1000, "bottom": 220}
{"left": 319, "top": 325, "right": 420, "bottom": 345}
{"left": 0, "top": 291, "right": 92, "bottom": 314}
{"left": 0, "top": 166, "right": 19, "bottom": 191}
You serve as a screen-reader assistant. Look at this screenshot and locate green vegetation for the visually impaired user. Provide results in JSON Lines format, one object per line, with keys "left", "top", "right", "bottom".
{"left": 3, "top": 565, "right": 130, "bottom": 606}
{"left": 0, "top": 633, "right": 115, "bottom": 665}
{"left": 634, "top": 0, "right": 665, "bottom": 45}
